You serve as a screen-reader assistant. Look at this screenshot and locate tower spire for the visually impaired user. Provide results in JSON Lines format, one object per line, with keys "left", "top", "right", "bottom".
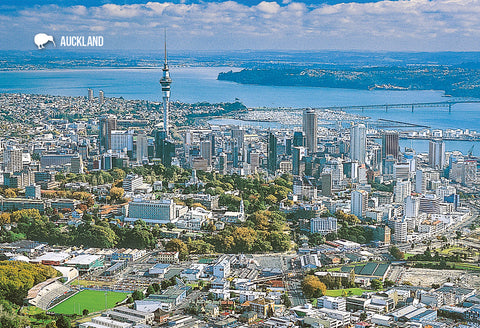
{"left": 164, "top": 28, "right": 167, "bottom": 66}
{"left": 160, "top": 28, "right": 172, "bottom": 136}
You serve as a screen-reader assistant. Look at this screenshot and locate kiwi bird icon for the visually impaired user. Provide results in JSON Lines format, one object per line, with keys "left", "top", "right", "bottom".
{"left": 34, "top": 33, "right": 55, "bottom": 49}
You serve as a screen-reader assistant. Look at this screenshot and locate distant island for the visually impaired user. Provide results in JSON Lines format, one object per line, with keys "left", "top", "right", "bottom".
{"left": 218, "top": 65, "right": 480, "bottom": 98}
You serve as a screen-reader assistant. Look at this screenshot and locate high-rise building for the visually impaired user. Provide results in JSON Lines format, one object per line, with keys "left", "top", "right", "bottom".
{"left": 3, "top": 146, "right": 23, "bottom": 173}
{"left": 159, "top": 31, "right": 172, "bottom": 136}
{"left": 302, "top": 109, "right": 318, "bottom": 153}
{"left": 155, "top": 129, "right": 175, "bottom": 167}
{"left": 429, "top": 139, "right": 445, "bottom": 170}
{"left": 321, "top": 173, "right": 332, "bottom": 196}
{"left": 292, "top": 146, "right": 306, "bottom": 176}
{"left": 382, "top": 132, "right": 399, "bottom": 159}
{"left": 293, "top": 131, "right": 306, "bottom": 147}
{"left": 25, "top": 184, "right": 41, "bottom": 200}
{"left": 136, "top": 133, "right": 148, "bottom": 163}
{"left": 87, "top": 88, "right": 93, "bottom": 101}
{"left": 351, "top": 189, "right": 368, "bottom": 219}
{"left": 98, "top": 90, "right": 104, "bottom": 104}
{"left": 350, "top": 123, "right": 366, "bottom": 164}
{"left": 200, "top": 140, "right": 212, "bottom": 166}
{"left": 110, "top": 130, "right": 134, "bottom": 153}
{"left": 394, "top": 179, "right": 412, "bottom": 203}
{"left": 393, "top": 219, "right": 408, "bottom": 243}
{"left": 99, "top": 115, "right": 117, "bottom": 152}
{"left": 267, "top": 132, "right": 277, "bottom": 173}
{"left": 70, "top": 155, "right": 84, "bottom": 174}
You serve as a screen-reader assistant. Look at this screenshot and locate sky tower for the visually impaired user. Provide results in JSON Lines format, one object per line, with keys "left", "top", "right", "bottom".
{"left": 160, "top": 29, "right": 172, "bottom": 136}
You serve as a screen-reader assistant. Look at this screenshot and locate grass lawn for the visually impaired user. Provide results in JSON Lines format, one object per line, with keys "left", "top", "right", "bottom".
{"left": 50, "top": 290, "right": 129, "bottom": 315}
{"left": 404, "top": 253, "right": 415, "bottom": 259}
{"left": 324, "top": 288, "right": 370, "bottom": 297}
{"left": 326, "top": 267, "right": 341, "bottom": 272}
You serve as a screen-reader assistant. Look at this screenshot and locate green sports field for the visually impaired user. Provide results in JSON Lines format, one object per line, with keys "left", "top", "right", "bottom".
{"left": 50, "top": 290, "right": 130, "bottom": 315}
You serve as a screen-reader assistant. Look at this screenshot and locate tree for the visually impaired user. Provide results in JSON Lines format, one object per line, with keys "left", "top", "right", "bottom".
{"left": 109, "top": 187, "right": 124, "bottom": 203}
{"left": 281, "top": 292, "right": 292, "bottom": 307}
{"left": 56, "top": 315, "right": 71, "bottom": 328}
{"left": 4, "top": 189, "right": 16, "bottom": 198}
{"left": 371, "top": 279, "right": 383, "bottom": 290}
{"left": 82, "top": 309, "right": 89, "bottom": 316}
{"left": 389, "top": 246, "right": 405, "bottom": 260}
{"left": 302, "top": 275, "right": 327, "bottom": 298}
{"left": 132, "top": 290, "right": 144, "bottom": 301}
{"left": 165, "top": 239, "right": 188, "bottom": 260}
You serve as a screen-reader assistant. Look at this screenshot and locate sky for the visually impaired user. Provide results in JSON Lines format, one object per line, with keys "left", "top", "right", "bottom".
{"left": 1, "top": 0, "right": 479, "bottom": 51}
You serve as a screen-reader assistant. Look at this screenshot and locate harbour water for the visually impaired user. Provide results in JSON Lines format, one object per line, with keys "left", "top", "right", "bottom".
{"left": 0, "top": 67, "right": 479, "bottom": 154}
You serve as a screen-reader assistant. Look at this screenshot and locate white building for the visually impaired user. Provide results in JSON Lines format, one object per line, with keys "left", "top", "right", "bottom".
{"left": 310, "top": 217, "right": 338, "bottom": 235}
{"left": 394, "top": 180, "right": 412, "bottom": 203}
{"left": 393, "top": 219, "right": 408, "bottom": 243}
{"left": 351, "top": 190, "right": 368, "bottom": 219}
{"left": 350, "top": 123, "right": 366, "bottom": 164}
{"left": 110, "top": 129, "right": 134, "bottom": 152}
{"left": 125, "top": 199, "right": 175, "bottom": 225}
{"left": 123, "top": 174, "right": 143, "bottom": 192}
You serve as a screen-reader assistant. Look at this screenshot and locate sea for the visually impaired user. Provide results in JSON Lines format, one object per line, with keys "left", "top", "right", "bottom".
{"left": 0, "top": 66, "right": 479, "bottom": 155}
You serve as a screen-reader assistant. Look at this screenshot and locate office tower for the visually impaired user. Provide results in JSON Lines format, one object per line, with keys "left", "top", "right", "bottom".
{"left": 200, "top": 140, "right": 212, "bottom": 166}
{"left": 394, "top": 180, "right": 412, "bottom": 203}
{"left": 404, "top": 196, "right": 420, "bottom": 218}
{"left": 393, "top": 219, "right": 408, "bottom": 243}
{"left": 285, "top": 138, "right": 292, "bottom": 156}
{"left": 293, "top": 131, "right": 306, "bottom": 147}
{"left": 415, "top": 169, "right": 426, "bottom": 194}
{"left": 136, "top": 133, "right": 148, "bottom": 163}
{"left": 351, "top": 189, "right": 368, "bottom": 219}
{"left": 159, "top": 31, "right": 172, "bottom": 136}
{"left": 267, "top": 132, "right": 277, "bottom": 173}
{"left": 232, "top": 127, "right": 245, "bottom": 154}
{"left": 99, "top": 115, "right": 117, "bottom": 152}
{"left": 87, "top": 88, "right": 93, "bottom": 101}
{"left": 155, "top": 129, "right": 174, "bottom": 167}
{"left": 210, "top": 134, "right": 216, "bottom": 156}
{"left": 429, "top": 139, "right": 445, "bottom": 169}
{"left": 292, "top": 146, "right": 306, "bottom": 176}
{"left": 250, "top": 152, "right": 260, "bottom": 172}
{"left": 303, "top": 109, "right": 318, "bottom": 153}
{"left": 350, "top": 123, "right": 366, "bottom": 164}
{"left": 110, "top": 130, "right": 134, "bottom": 153}
{"left": 218, "top": 153, "right": 228, "bottom": 174}
{"left": 382, "top": 131, "right": 399, "bottom": 159}
{"left": 3, "top": 146, "right": 23, "bottom": 173}
{"left": 321, "top": 173, "right": 332, "bottom": 196}
{"left": 98, "top": 90, "right": 104, "bottom": 104}
{"left": 70, "top": 155, "right": 84, "bottom": 174}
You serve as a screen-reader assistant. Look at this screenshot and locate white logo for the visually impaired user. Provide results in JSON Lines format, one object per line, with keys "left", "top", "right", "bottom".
{"left": 34, "top": 33, "right": 56, "bottom": 49}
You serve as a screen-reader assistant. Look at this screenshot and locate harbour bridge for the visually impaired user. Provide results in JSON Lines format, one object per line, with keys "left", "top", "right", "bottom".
{"left": 322, "top": 99, "right": 480, "bottom": 113}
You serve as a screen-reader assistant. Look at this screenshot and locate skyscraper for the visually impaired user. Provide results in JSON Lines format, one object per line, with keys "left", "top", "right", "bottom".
{"left": 267, "top": 132, "right": 277, "bottom": 173}
{"left": 351, "top": 189, "right": 368, "bottom": 219}
{"left": 159, "top": 30, "right": 172, "bottom": 136}
{"left": 382, "top": 132, "right": 399, "bottom": 159}
{"left": 99, "top": 115, "right": 117, "bottom": 152}
{"left": 3, "top": 146, "right": 23, "bottom": 173}
{"left": 87, "top": 88, "right": 93, "bottom": 101}
{"left": 155, "top": 129, "right": 174, "bottom": 167}
{"left": 98, "top": 90, "right": 105, "bottom": 104}
{"left": 350, "top": 123, "right": 366, "bottom": 164}
{"left": 302, "top": 109, "right": 318, "bottom": 153}
{"left": 429, "top": 139, "right": 445, "bottom": 169}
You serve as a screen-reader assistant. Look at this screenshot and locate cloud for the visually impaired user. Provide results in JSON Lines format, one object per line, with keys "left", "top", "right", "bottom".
{"left": 3, "top": 0, "right": 480, "bottom": 51}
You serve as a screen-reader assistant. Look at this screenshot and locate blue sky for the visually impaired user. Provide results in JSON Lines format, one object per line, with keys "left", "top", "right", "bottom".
{"left": 1, "top": 0, "right": 478, "bottom": 51}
